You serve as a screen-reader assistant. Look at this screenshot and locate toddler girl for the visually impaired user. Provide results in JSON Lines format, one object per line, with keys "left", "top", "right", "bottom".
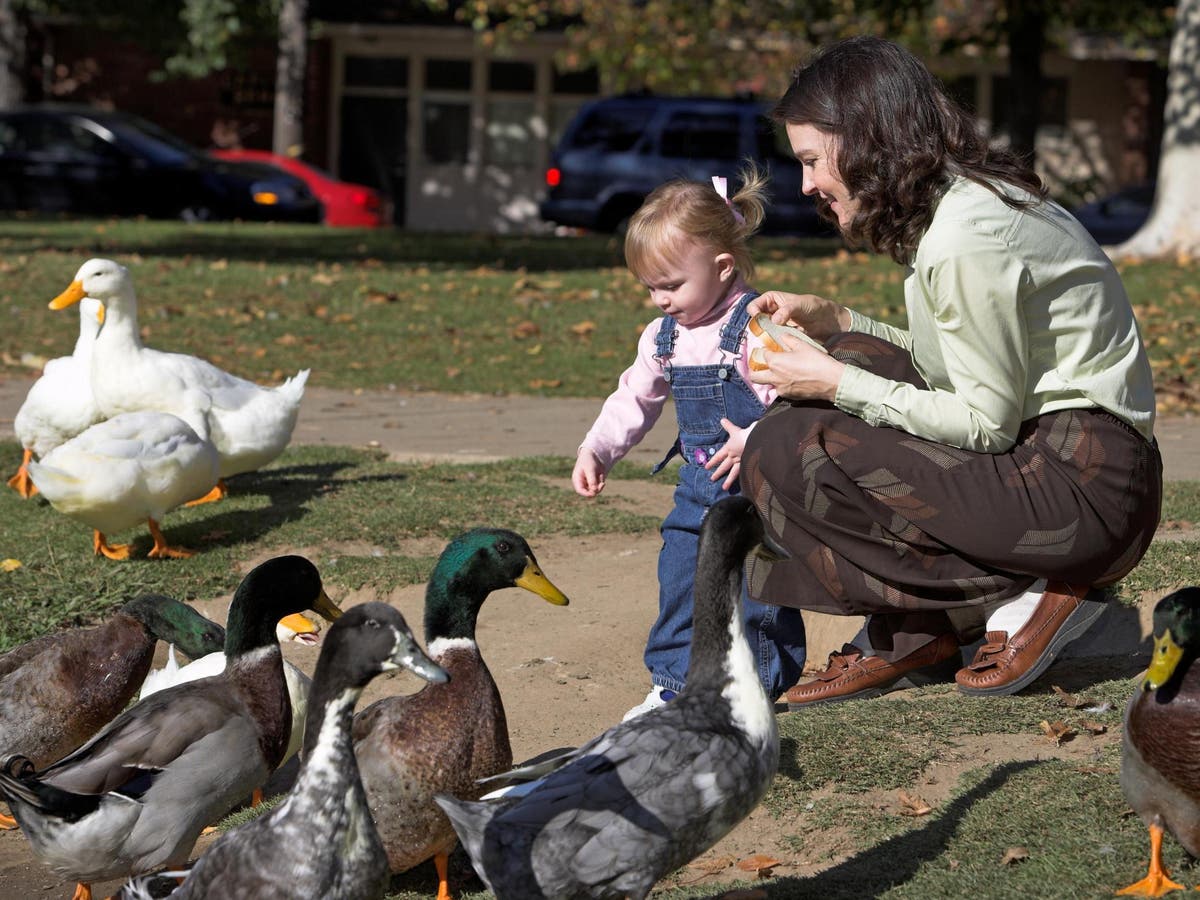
{"left": 573, "top": 165, "right": 807, "bottom": 720}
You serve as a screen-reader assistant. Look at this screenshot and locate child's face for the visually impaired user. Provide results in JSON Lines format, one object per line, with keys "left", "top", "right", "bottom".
{"left": 639, "top": 236, "right": 735, "bottom": 327}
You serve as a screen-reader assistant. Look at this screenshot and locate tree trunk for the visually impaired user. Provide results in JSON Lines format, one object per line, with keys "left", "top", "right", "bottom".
{"left": 272, "top": 0, "right": 307, "bottom": 157}
{"left": 1110, "top": 0, "right": 1200, "bottom": 259}
{"left": 1005, "top": 0, "right": 1045, "bottom": 166}
{"left": 0, "top": 0, "right": 24, "bottom": 108}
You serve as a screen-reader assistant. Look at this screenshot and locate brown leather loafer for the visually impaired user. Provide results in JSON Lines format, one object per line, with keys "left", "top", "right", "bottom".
{"left": 955, "top": 582, "right": 1107, "bottom": 696}
{"left": 785, "top": 632, "right": 960, "bottom": 710}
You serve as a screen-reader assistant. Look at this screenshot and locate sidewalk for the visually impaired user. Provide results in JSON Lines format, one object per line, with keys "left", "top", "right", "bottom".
{"left": 4, "top": 375, "right": 1197, "bottom": 479}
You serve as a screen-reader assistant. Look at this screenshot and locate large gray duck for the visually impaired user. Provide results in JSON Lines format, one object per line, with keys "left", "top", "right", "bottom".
{"left": 1119, "top": 586, "right": 1200, "bottom": 896}
{"left": 121, "top": 602, "right": 449, "bottom": 900}
{"left": 435, "top": 495, "right": 780, "bottom": 900}
{"left": 0, "top": 555, "right": 342, "bottom": 900}
{"left": 352, "top": 528, "right": 569, "bottom": 900}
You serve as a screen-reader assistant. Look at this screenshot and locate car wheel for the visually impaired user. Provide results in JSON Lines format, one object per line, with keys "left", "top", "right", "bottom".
{"left": 179, "top": 205, "right": 214, "bottom": 223}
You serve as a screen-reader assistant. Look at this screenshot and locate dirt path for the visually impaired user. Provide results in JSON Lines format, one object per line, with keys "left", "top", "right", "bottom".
{"left": 0, "top": 376, "right": 1193, "bottom": 898}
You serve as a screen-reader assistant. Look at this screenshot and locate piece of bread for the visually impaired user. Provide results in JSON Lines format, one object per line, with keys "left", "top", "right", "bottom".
{"left": 747, "top": 313, "right": 828, "bottom": 354}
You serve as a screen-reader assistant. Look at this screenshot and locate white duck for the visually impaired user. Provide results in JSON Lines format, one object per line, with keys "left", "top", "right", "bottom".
{"left": 48, "top": 258, "right": 310, "bottom": 502}
{"left": 28, "top": 410, "right": 220, "bottom": 560}
{"left": 7, "top": 297, "right": 105, "bottom": 498}
{"left": 140, "top": 612, "right": 321, "bottom": 767}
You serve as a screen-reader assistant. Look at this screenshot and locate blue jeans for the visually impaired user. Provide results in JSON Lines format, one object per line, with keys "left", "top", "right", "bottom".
{"left": 646, "top": 460, "right": 807, "bottom": 697}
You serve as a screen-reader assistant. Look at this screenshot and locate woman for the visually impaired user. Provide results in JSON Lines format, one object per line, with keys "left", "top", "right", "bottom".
{"left": 736, "top": 35, "right": 1161, "bottom": 708}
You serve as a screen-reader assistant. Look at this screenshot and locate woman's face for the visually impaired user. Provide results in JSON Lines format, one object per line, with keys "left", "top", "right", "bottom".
{"left": 786, "top": 122, "right": 859, "bottom": 230}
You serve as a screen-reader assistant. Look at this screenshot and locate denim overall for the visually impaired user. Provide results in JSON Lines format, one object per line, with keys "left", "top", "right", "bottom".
{"left": 647, "top": 290, "right": 807, "bottom": 697}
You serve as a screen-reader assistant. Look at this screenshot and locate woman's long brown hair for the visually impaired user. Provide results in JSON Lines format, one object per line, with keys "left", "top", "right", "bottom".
{"left": 774, "top": 36, "right": 1046, "bottom": 264}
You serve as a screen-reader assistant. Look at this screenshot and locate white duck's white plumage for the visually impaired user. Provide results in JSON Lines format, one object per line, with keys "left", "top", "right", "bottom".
{"left": 8, "top": 297, "right": 105, "bottom": 497}
{"left": 28, "top": 410, "right": 219, "bottom": 559}
{"left": 49, "top": 258, "right": 309, "bottom": 482}
{"left": 139, "top": 614, "right": 321, "bottom": 764}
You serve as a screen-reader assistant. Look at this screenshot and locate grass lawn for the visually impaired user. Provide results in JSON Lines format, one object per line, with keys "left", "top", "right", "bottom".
{"left": 2, "top": 217, "right": 1199, "bottom": 899}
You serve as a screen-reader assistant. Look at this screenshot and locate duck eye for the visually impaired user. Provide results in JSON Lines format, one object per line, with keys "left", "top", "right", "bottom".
{"left": 496, "top": 541, "right": 511, "bottom": 554}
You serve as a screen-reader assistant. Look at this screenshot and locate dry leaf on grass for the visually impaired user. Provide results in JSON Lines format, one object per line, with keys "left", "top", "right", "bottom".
{"left": 1000, "top": 846, "right": 1030, "bottom": 865}
{"left": 678, "top": 855, "right": 734, "bottom": 884}
{"left": 528, "top": 378, "right": 563, "bottom": 389}
{"left": 897, "top": 789, "right": 933, "bottom": 817}
{"left": 1052, "top": 685, "right": 1097, "bottom": 709}
{"left": 1080, "top": 720, "right": 1108, "bottom": 735}
{"left": 512, "top": 321, "right": 540, "bottom": 339}
{"left": 1039, "top": 719, "right": 1076, "bottom": 745}
{"left": 571, "top": 320, "right": 597, "bottom": 337}
{"left": 736, "top": 854, "right": 784, "bottom": 877}
{"left": 1, "top": 559, "right": 21, "bottom": 572}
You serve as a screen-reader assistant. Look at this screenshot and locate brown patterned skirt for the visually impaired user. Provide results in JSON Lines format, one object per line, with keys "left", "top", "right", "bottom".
{"left": 741, "top": 332, "right": 1162, "bottom": 654}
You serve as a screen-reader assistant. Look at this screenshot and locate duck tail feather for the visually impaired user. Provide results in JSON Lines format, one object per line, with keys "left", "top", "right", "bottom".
{"left": 434, "top": 793, "right": 496, "bottom": 862}
{"left": 0, "top": 756, "right": 103, "bottom": 823}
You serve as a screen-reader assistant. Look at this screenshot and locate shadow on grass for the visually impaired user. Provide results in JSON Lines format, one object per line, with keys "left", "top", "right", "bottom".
{"left": 759, "top": 759, "right": 1043, "bottom": 899}
{"left": 0, "top": 216, "right": 846, "bottom": 270}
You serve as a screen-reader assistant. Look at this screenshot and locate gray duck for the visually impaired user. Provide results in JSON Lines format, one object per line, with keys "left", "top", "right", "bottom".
{"left": 435, "top": 494, "right": 780, "bottom": 900}
{"left": 121, "top": 602, "right": 449, "bottom": 900}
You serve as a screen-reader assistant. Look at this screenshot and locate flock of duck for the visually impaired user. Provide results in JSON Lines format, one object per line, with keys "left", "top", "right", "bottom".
{"left": 3, "top": 258, "right": 1200, "bottom": 899}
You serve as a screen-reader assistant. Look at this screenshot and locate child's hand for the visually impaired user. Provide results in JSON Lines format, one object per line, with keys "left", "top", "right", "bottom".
{"left": 706, "top": 418, "right": 753, "bottom": 490}
{"left": 572, "top": 448, "right": 606, "bottom": 497}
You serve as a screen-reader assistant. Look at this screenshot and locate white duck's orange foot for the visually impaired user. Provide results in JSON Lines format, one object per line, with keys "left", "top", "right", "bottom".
{"left": 184, "top": 479, "right": 227, "bottom": 507}
{"left": 92, "top": 531, "right": 132, "bottom": 560}
{"left": 6, "top": 449, "right": 38, "bottom": 498}
{"left": 0, "top": 811, "right": 17, "bottom": 829}
{"left": 147, "top": 519, "right": 195, "bottom": 559}
{"left": 70, "top": 882, "right": 92, "bottom": 900}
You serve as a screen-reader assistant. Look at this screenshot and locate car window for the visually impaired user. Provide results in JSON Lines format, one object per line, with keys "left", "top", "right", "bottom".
{"left": 0, "top": 119, "right": 21, "bottom": 154}
{"left": 22, "top": 117, "right": 114, "bottom": 161}
{"left": 567, "top": 106, "right": 654, "bottom": 152}
{"left": 755, "top": 115, "right": 796, "bottom": 162}
{"left": 659, "top": 111, "right": 741, "bottom": 160}
{"left": 105, "top": 115, "right": 199, "bottom": 166}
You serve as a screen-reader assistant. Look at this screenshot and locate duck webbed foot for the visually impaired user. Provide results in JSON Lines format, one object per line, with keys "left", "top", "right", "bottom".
{"left": 1117, "top": 824, "right": 1186, "bottom": 896}
{"left": 6, "top": 449, "right": 38, "bottom": 498}
{"left": 435, "top": 851, "right": 452, "bottom": 900}
{"left": 146, "top": 519, "right": 195, "bottom": 559}
{"left": 184, "top": 479, "right": 227, "bottom": 507}
{"left": 0, "top": 810, "right": 16, "bottom": 829}
{"left": 93, "top": 531, "right": 132, "bottom": 560}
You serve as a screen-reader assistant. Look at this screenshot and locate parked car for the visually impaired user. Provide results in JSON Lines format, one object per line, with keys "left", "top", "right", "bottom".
{"left": 539, "top": 94, "right": 830, "bottom": 236}
{"left": 209, "top": 148, "right": 389, "bottom": 227}
{"left": 1071, "top": 182, "right": 1155, "bottom": 246}
{"left": 0, "top": 105, "right": 322, "bottom": 223}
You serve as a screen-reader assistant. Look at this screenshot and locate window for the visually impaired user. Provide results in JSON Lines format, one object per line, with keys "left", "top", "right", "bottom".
{"left": 553, "top": 66, "right": 599, "bottom": 94}
{"left": 423, "top": 100, "right": 470, "bottom": 164}
{"left": 344, "top": 56, "right": 408, "bottom": 89}
{"left": 567, "top": 106, "right": 654, "bottom": 152}
{"left": 486, "top": 98, "right": 539, "bottom": 168}
{"left": 659, "top": 111, "right": 741, "bottom": 160}
{"left": 489, "top": 61, "right": 535, "bottom": 93}
{"left": 991, "top": 76, "right": 1068, "bottom": 131}
{"left": 425, "top": 58, "right": 471, "bottom": 91}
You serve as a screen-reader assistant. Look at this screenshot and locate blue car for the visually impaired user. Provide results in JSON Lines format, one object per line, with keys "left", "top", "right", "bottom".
{"left": 1071, "top": 182, "right": 1155, "bottom": 246}
{"left": 539, "top": 95, "right": 830, "bottom": 236}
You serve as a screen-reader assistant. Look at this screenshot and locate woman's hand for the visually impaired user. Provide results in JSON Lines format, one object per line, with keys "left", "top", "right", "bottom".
{"left": 705, "top": 419, "right": 753, "bottom": 490}
{"left": 749, "top": 333, "right": 847, "bottom": 402}
{"left": 748, "top": 291, "right": 850, "bottom": 341}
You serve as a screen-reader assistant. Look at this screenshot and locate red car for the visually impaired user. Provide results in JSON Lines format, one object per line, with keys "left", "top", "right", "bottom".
{"left": 210, "top": 148, "right": 389, "bottom": 227}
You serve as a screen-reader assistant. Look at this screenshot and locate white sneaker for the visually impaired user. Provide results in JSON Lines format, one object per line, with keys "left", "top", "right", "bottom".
{"left": 622, "top": 686, "right": 677, "bottom": 722}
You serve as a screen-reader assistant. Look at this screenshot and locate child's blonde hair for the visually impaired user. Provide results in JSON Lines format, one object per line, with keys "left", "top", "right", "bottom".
{"left": 624, "top": 161, "right": 768, "bottom": 284}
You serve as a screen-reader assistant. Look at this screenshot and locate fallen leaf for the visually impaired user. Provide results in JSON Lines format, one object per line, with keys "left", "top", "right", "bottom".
{"left": 736, "top": 854, "right": 783, "bottom": 876}
{"left": 948, "top": 858, "right": 960, "bottom": 871}
{"left": 1, "top": 559, "right": 21, "bottom": 572}
{"left": 528, "top": 378, "right": 563, "bottom": 389}
{"left": 311, "top": 272, "right": 336, "bottom": 285}
{"left": 686, "top": 855, "right": 734, "bottom": 877}
{"left": 209, "top": 258, "right": 228, "bottom": 270}
{"left": 897, "top": 789, "right": 933, "bottom": 817}
{"left": 1039, "top": 719, "right": 1076, "bottom": 745}
{"left": 1081, "top": 720, "right": 1108, "bottom": 735}
{"left": 1052, "top": 685, "right": 1084, "bottom": 708}
{"left": 1000, "top": 846, "right": 1029, "bottom": 865}
{"left": 571, "top": 320, "right": 597, "bottom": 337}
{"left": 512, "top": 320, "right": 541, "bottom": 340}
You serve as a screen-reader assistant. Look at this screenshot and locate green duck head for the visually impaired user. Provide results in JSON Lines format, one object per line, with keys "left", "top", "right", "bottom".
{"left": 424, "top": 528, "right": 568, "bottom": 643}
{"left": 119, "top": 593, "right": 226, "bottom": 660}
{"left": 1144, "top": 586, "right": 1200, "bottom": 691}
{"left": 224, "top": 555, "right": 342, "bottom": 659}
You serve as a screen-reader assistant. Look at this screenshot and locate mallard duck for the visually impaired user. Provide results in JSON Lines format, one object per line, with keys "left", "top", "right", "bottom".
{"left": 0, "top": 593, "right": 225, "bottom": 830}
{"left": 0, "top": 555, "right": 342, "bottom": 900}
{"left": 28, "top": 410, "right": 220, "bottom": 559}
{"left": 8, "top": 297, "right": 105, "bottom": 498}
{"left": 1119, "top": 586, "right": 1200, "bottom": 896}
{"left": 139, "top": 612, "right": 321, "bottom": 765}
{"left": 48, "top": 258, "right": 309, "bottom": 503}
{"left": 435, "top": 495, "right": 780, "bottom": 900}
{"left": 352, "top": 528, "right": 569, "bottom": 900}
{"left": 121, "top": 602, "right": 449, "bottom": 900}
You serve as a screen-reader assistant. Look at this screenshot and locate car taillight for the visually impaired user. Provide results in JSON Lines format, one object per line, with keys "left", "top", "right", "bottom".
{"left": 351, "top": 189, "right": 378, "bottom": 209}
{"left": 545, "top": 167, "right": 561, "bottom": 187}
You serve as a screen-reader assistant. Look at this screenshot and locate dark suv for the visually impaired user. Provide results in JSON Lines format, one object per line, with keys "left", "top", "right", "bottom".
{"left": 539, "top": 95, "right": 827, "bottom": 235}
{"left": 0, "top": 105, "right": 322, "bottom": 223}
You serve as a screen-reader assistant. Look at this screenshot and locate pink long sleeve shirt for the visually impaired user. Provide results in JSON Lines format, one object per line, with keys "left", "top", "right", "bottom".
{"left": 580, "top": 285, "right": 778, "bottom": 472}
